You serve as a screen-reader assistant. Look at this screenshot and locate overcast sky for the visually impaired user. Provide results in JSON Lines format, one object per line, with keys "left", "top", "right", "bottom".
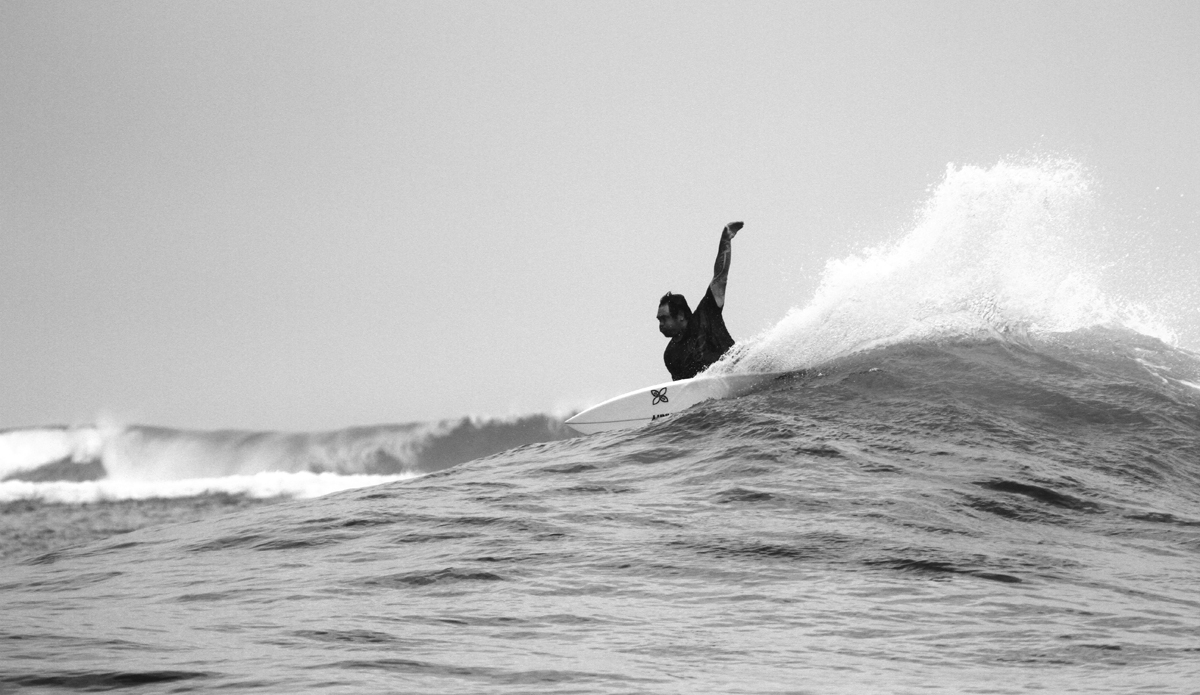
{"left": 2, "top": 1, "right": 1197, "bottom": 430}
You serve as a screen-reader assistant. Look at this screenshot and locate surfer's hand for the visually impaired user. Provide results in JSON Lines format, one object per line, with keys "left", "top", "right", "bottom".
{"left": 723, "top": 221, "right": 743, "bottom": 240}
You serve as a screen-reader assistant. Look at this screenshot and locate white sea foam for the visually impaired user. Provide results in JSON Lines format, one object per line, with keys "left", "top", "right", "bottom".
{"left": 0, "top": 427, "right": 103, "bottom": 478}
{"left": 716, "top": 159, "right": 1174, "bottom": 375}
{"left": 0, "top": 422, "right": 438, "bottom": 482}
{"left": 0, "top": 470, "right": 412, "bottom": 505}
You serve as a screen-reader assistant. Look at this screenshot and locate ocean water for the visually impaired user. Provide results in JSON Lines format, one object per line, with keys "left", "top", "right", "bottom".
{"left": 2, "top": 161, "right": 1198, "bottom": 693}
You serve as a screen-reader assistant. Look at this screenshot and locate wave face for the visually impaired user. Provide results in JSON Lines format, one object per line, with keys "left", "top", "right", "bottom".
{"left": 2, "top": 329, "right": 1198, "bottom": 692}
{"left": 0, "top": 415, "right": 575, "bottom": 503}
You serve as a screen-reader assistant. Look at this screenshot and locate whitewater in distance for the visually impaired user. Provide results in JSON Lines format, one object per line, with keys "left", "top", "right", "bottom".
{"left": 2, "top": 160, "right": 1198, "bottom": 693}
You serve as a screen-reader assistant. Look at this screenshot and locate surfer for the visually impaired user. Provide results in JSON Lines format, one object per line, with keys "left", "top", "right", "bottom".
{"left": 657, "top": 221, "right": 742, "bottom": 380}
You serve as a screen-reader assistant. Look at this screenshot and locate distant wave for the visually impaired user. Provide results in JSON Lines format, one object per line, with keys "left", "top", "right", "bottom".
{"left": 0, "top": 414, "right": 575, "bottom": 503}
{"left": 0, "top": 426, "right": 104, "bottom": 481}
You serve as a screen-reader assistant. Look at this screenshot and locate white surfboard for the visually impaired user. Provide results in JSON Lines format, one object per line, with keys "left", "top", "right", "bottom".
{"left": 566, "top": 371, "right": 794, "bottom": 434}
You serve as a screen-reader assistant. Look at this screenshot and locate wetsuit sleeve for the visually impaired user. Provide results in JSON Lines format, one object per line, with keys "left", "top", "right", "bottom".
{"left": 708, "top": 222, "right": 740, "bottom": 308}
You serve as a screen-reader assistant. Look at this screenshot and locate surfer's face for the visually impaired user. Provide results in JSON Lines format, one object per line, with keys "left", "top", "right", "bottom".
{"left": 657, "top": 303, "right": 686, "bottom": 337}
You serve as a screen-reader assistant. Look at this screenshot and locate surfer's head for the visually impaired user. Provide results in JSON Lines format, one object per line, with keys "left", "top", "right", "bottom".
{"left": 657, "top": 292, "right": 691, "bottom": 337}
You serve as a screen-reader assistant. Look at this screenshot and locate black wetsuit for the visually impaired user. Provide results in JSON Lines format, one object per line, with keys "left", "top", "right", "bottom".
{"left": 663, "top": 287, "right": 735, "bottom": 380}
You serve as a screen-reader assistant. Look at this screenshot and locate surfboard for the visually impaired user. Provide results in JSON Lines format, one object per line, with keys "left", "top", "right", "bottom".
{"left": 565, "top": 371, "right": 794, "bottom": 434}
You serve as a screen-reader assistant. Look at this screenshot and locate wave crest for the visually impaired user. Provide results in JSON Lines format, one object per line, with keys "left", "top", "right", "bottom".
{"left": 720, "top": 159, "right": 1173, "bottom": 375}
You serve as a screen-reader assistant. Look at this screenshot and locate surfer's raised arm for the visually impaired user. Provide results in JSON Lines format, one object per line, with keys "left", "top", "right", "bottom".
{"left": 657, "top": 220, "right": 741, "bottom": 381}
{"left": 709, "top": 221, "right": 742, "bottom": 308}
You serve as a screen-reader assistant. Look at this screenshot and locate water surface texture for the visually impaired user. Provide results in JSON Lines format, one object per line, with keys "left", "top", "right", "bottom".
{"left": 3, "top": 161, "right": 1198, "bottom": 693}
{"left": 4, "top": 330, "right": 1200, "bottom": 693}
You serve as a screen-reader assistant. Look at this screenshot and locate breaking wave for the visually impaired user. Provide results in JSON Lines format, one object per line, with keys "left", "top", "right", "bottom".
{"left": 0, "top": 415, "right": 575, "bottom": 504}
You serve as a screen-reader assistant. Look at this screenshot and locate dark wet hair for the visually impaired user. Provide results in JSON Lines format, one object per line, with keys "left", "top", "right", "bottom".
{"left": 659, "top": 292, "right": 692, "bottom": 321}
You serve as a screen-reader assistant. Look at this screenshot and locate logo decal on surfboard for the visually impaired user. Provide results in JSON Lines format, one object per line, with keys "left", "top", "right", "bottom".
{"left": 651, "top": 388, "right": 669, "bottom": 405}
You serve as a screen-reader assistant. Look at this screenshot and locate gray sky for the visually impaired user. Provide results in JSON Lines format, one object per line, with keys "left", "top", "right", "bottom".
{"left": 2, "top": 1, "right": 1197, "bottom": 430}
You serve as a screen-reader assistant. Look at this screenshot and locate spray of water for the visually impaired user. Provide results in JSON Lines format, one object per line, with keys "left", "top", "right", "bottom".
{"left": 0, "top": 427, "right": 103, "bottom": 479}
{"left": 719, "top": 159, "right": 1176, "bottom": 374}
{"left": 98, "top": 423, "right": 447, "bottom": 482}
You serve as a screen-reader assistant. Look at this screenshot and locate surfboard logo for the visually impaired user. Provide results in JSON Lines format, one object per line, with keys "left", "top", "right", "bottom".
{"left": 651, "top": 388, "right": 669, "bottom": 405}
